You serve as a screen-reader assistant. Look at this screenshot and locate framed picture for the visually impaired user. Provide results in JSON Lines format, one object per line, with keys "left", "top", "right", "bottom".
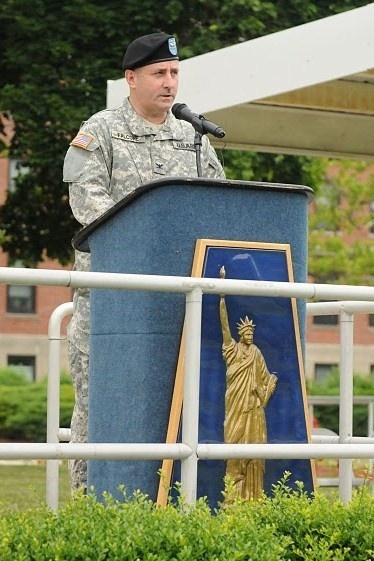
{"left": 158, "top": 239, "right": 315, "bottom": 508}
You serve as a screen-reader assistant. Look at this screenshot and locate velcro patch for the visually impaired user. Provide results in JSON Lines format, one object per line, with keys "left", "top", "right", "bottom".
{"left": 173, "top": 141, "right": 195, "bottom": 150}
{"left": 70, "top": 132, "right": 95, "bottom": 150}
{"left": 112, "top": 131, "right": 143, "bottom": 142}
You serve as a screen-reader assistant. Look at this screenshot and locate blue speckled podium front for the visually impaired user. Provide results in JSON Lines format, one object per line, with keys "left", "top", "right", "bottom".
{"left": 74, "top": 178, "right": 312, "bottom": 501}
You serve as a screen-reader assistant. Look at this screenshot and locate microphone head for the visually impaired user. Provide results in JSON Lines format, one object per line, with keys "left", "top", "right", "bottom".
{"left": 215, "top": 128, "right": 226, "bottom": 139}
{"left": 171, "top": 103, "right": 186, "bottom": 119}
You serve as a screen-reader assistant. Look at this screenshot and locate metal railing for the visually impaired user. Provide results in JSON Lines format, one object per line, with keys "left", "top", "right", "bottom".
{"left": 308, "top": 396, "right": 374, "bottom": 441}
{"left": 1, "top": 266, "right": 374, "bottom": 511}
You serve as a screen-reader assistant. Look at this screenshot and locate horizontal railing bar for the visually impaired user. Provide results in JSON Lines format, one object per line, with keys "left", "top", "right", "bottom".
{"left": 1, "top": 442, "right": 373, "bottom": 462}
{"left": 54, "top": 431, "right": 374, "bottom": 446}
{"left": 0, "top": 443, "right": 192, "bottom": 461}
{"left": 307, "top": 301, "right": 374, "bottom": 314}
{"left": 2, "top": 267, "right": 374, "bottom": 301}
{"left": 311, "top": 435, "right": 374, "bottom": 444}
{"left": 346, "top": 436, "right": 374, "bottom": 444}
{"left": 317, "top": 477, "right": 366, "bottom": 487}
{"left": 308, "top": 396, "right": 374, "bottom": 405}
{"left": 53, "top": 430, "right": 374, "bottom": 446}
{"left": 311, "top": 435, "right": 340, "bottom": 444}
{"left": 197, "top": 443, "right": 374, "bottom": 460}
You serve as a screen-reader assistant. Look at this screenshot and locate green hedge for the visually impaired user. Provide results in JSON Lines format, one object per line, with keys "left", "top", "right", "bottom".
{"left": 0, "top": 369, "right": 74, "bottom": 442}
{"left": 0, "top": 367, "right": 30, "bottom": 387}
{"left": 307, "top": 372, "right": 374, "bottom": 436}
{"left": 0, "top": 477, "right": 373, "bottom": 560}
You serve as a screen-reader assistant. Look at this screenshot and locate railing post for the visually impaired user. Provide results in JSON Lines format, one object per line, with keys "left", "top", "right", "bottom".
{"left": 309, "top": 403, "right": 314, "bottom": 428}
{"left": 181, "top": 288, "right": 202, "bottom": 505}
{"left": 368, "top": 399, "right": 374, "bottom": 497}
{"left": 368, "top": 400, "right": 374, "bottom": 438}
{"left": 46, "top": 302, "right": 73, "bottom": 511}
{"left": 339, "top": 309, "right": 354, "bottom": 503}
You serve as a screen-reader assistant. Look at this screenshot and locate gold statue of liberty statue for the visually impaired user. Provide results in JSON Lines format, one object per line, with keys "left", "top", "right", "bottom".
{"left": 219, "top": 266, "right": 277, "bottom": 500}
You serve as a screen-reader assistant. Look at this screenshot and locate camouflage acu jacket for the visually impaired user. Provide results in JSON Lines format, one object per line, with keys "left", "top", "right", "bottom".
{"left": 63, "top": 97, "right": 225, "bottom": 353}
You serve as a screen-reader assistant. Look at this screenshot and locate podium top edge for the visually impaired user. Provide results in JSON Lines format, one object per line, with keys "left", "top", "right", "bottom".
{"left": 72, "top": 176, "right": 314, "bottom": 252}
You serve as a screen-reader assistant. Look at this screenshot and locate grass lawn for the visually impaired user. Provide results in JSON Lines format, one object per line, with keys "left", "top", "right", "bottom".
{"left": 0, "top": 461, "right": 72, "bottom": 511}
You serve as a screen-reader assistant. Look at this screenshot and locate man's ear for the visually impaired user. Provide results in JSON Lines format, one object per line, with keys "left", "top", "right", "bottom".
{"left": 125, "top": 69, "right": 136, "bottom": 88}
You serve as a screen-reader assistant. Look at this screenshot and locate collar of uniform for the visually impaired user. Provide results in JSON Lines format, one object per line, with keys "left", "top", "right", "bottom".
{"left": 162, "top": 111, "right": 186, "bottom": 141}
{"left": 121, "top": 98, "right": 185, "bottom": 141}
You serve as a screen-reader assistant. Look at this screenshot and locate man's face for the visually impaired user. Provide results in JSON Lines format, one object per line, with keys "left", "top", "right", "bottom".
{"left": 126, "top": 60, "right": 180, "bottom": 121}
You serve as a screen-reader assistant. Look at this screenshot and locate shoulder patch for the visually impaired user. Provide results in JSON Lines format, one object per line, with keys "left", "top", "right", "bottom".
{"left": 70, "top": 131, "right": 95, "bottom": 150}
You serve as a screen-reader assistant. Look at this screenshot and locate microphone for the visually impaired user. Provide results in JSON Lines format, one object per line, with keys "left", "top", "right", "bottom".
{"left": 172, "top": 103, "right": 225, "bottom": 138}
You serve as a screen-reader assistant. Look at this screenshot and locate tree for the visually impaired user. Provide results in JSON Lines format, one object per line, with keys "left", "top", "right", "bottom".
{"left": 308, "top": 160, "right": 374, "bottom": 284}
{"left": 0, "top": 0, "right": 369, "bottom": 264}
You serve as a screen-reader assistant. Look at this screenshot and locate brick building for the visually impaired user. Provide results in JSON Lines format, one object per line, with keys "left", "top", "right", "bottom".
{"left": 0, "top": 157, "right": 71, "bottom": 380}
{"left": 306, "top": 312, "right": 374, "bottom": 382}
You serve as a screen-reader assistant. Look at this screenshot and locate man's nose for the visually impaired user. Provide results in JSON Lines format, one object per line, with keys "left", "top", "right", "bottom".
{"left": 163, "top": 72, "right": 175, "bottom": 87}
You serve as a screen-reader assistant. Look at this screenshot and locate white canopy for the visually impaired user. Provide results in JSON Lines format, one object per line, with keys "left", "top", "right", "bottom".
{"left": 107, "top": 4, "right": 374, "bottom": 160}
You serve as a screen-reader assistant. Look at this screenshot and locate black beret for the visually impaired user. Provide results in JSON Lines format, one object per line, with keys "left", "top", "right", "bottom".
{"left": 122, "top": 32, "right": 179, "bottom": 71}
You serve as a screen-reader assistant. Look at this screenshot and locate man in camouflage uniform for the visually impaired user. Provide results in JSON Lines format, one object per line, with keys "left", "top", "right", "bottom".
{"left": 63, "top": 32, "right": 225, "bottom": 491}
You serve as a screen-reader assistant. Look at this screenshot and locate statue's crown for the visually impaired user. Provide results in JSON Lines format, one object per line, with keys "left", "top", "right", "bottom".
{"left": 237, "top": 315, "right": 255, "bottom": 333}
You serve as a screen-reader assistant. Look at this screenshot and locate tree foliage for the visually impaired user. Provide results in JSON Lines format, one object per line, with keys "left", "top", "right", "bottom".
{"left": 0, "top": 0, "right": 369, "bottom": 264}
{"left": 308, "top": 160, "right": 374, "bottom": 284}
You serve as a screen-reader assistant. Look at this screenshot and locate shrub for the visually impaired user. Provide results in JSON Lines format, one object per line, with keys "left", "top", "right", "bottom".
{"left": 0, "top": 477, "right": 373, "bottom": 560}
{"left": 0, "top": 375, "right": 74, "bottom": 442}
{"left": 0, "top": 366, "right": 30, "bottom": 387}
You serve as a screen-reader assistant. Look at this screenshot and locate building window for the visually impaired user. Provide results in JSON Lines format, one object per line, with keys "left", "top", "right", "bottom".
{"left": 312, "top": 301, "right": 339, "bottom": 326}
{"left": 369, "top": 314, "right": 374, "bottom": 327}
{"left": 7, "top": 355, "right": 36, "bottom": 382}
{"left": 7, "top": 284, "right": 36, "bottom": 313}
{"left": 314, "top": 363, "right": 338, "bottom": 383}
{"left": 313, "top": 314, "right": 338, "bottom": 326}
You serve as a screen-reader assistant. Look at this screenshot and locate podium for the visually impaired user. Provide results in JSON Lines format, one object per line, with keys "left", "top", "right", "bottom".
{"left": 73, "top": 177, "right": 314, "bottom": 503}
